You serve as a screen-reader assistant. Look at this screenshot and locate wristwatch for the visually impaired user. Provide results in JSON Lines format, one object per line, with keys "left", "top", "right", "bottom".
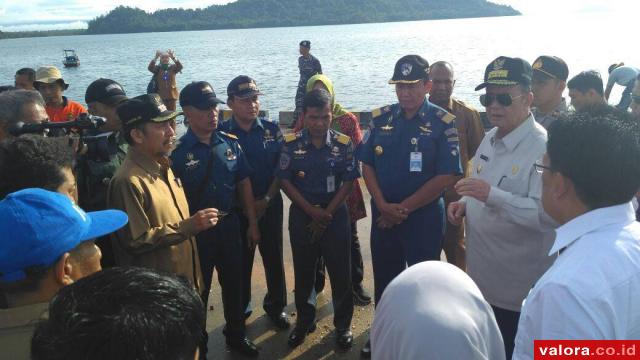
{"left": 264, "top": 195, "right": 272, "bottom": 204}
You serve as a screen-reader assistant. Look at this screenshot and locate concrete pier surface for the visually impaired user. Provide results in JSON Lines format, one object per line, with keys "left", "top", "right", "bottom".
{"left": 204, "top": 181, "right": 376, "bottom": 359}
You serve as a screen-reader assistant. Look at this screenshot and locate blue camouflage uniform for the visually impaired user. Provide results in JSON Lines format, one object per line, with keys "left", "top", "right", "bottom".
{"left": 218, "top": 116, "right": 288, "bottom": 318}
{"left": 170, "top": 128, "right": 252, "bottom": 341}
{"left": 276, "top": 128, "right": 358, "bottom": 331}
{"left": 359, "top": 100, "right": 462, "bottom": 303}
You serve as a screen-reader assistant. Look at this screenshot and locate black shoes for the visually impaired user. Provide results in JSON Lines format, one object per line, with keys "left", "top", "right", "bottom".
{"left": 353, "top": 284, "right": 372, "bottom": 306}
{"left": 287, "top": 322, "right": 317, "bottom": 348}
{"left": 336, "top": 329, "right": 353, "bottom": 349}
{"left": 361, "top": 338, "right": 371, "bottom": 358}
{"left": 268, "top": 311, "right": 291, "bottom": 329}
{"left": 227, "top": 336, "right": 259, "bottom": 358}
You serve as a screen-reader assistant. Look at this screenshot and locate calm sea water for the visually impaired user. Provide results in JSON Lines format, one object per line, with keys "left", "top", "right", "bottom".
{"left": 1, "top": 13, "right": 637, "bottom": 115}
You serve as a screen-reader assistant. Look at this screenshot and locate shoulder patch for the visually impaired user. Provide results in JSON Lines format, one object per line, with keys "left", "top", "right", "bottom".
{"left": 219, "top": 131, "right": 238, "bottom": 140}
{"left": 440, "top": 112, "right": 456, "bottom": 124}
{"left": 371, "top": 105, "right": 392, "bottom": 119}
{"left": 284, "top": 133, "right": 298, "bottom": 143}
{"left": 335, "top": 133, "right": 350, "bottom": 145}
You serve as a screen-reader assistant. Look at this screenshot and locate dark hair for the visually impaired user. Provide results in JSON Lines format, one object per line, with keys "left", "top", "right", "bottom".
{"left": 0, "top": 135, "right": 74, "bottom": 199}
{"left": 31, "top": 267, "right": 205, "bottom": 360}
{"left": 429, "top": 61, "right": 455, "bottom": 78}
{"left": 0, "top": 241, "right": 98, "bottom": 295}
{"left": 567, "top": 70, "right": 604, "bottom": 96}
{"left": 15, "top": 68, "right": 36, "bottom": 82}
{"left": 122, "top": 122, "right": 146, "bottom": 145}
{"left": 547, "top": 106, "right": 640, "bottom": 209}
{"left": 608, "top": 63, "right": 622, "bottom": 74}
{"left": 0, "top": 89, "right": 46, "bottom": 131}
{"left": 303, "top": 88, "right": 332, "bottom": 112}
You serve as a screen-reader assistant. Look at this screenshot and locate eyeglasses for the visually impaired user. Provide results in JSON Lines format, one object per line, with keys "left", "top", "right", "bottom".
{"left": 533, "top": 161, "right": 554, "bottom": 173}
{"left": 480, "top": 93, "right": 524, "bottom": 107}
{"left": 632, "top": 94, "right": 640, "bottom": 103}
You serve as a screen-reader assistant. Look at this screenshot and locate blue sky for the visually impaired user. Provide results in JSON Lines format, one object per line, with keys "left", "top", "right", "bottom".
{"left": 0, "top": 0, "right": 636, "bottom": 31}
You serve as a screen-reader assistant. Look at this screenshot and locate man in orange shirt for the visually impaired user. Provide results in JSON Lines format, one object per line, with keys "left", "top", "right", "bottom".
{"left": 34, "top": 66, "right": 86, "bottom": 123}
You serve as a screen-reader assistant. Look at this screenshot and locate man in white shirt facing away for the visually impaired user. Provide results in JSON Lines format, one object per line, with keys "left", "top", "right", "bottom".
{"left": 513, "top": 106, "right": 640, "bottom": 359}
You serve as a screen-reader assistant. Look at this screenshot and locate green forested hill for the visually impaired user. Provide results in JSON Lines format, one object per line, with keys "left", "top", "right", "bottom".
{"left": 87, "top": 0, "right": 519, "bottom": 34}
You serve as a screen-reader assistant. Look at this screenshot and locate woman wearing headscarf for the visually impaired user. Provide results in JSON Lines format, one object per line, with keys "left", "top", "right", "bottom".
{"left": 371, "top": 261, "right": 505, "bottom": 360}
{"left": 294, "top": 74, "right": 370, "bottom": 304}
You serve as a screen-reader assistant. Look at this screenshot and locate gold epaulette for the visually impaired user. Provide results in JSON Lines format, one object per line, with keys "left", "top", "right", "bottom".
{"left": 371, "top": 105, "right": 392, "bottom": 119}
{"left": 284, "top": 133, "right": 298, "bottom": 143}
{"left": 334, "top": 133, "right": 350, "bottom": 145}
{"left": 440, "top": 112, "right": 456, "bottom": 124}
{"left": 219, "top": 131, "right": 238, "bottom": 140}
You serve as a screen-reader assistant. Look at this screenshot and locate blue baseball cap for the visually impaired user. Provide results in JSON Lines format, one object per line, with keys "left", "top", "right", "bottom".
{"left": 0, "top": 188, "right": 129, "bottom": 282}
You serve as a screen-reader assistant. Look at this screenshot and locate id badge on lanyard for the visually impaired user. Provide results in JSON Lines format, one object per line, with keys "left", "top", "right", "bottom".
{"left": 409, "top": 137, "right": 422, "bottom": 172}
{"left": 327, "top": 159, "right": 336, "bottom": 192}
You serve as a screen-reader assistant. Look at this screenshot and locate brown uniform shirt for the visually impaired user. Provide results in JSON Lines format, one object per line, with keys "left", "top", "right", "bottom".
{"left": 107, "top": 147, "right": 202, "bottom": 291}
{"left": 445, "top": 98, "right": 485, "bottom": 174}
{"left": 148, "top": 60, "right": 183, "bottom": 101}
{"left": 0, "top": 302, "right": 48, "bottom": 360}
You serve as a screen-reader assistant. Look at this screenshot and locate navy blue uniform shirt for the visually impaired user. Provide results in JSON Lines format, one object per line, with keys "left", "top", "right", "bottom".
{"left": 277, "top": 129, "right": 360, "bottom": 205}
{"left": 171, "top": 128, "right": 252, "bottom": 213}
{"left": 218, "top": 117, "right": 283, "bottom": 198}
{"left": 359, "top": 100, "right": 462, "bottom": 204}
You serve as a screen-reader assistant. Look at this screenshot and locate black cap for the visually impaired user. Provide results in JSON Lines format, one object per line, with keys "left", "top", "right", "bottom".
{"left": 179, "top": 81, "right": 225, "bottom": 110}
{"left": 475, "top": 56, "right": 532, "bottom": 91}
{"left": 227, "top": 76, "right": 263, "bottom": 98}
{"left": 299, "top": 40, "right": 311, "bottom": 48}
{"left": 117, "top": 94, "right": 180, "bottom": 127}
{"left": 532, "top": 56, "right": 569, "bottom": 81}
{"left": 85, "top": 78, "right": 128, "bottom": 106}
{"left": 389, "top": 55, "right": 429, "bottom": 84}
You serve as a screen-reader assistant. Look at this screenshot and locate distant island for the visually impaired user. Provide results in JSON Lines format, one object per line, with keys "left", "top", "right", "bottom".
{"left": 1, "top": 0, "right": 519, "bottom": 39}
{"left": 0, "top": 29, "right": 86, "bottom": 40}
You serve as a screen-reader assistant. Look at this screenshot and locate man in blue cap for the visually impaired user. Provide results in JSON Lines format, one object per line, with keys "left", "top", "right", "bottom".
{"left": 171, "top": 81, "right": 260, "bottom": 357}
{"left": 278, "top": 89, "right": 357, "bottom": 350}
{"left": 359, "top": 54, "right": 461, "bottom": 358}
{"left": 218, "top": 76, "right": 290, "bottom": 330}
{"left": 0, "top": 188, "right": 128, "bottom": 359}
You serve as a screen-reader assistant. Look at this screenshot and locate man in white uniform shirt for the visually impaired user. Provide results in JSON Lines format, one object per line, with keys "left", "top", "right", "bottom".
{"left": 448, "top": 56, "right": 556, "bottom": 359}
{"left": 513, "top": 107, "right": 640, "bottom": 359}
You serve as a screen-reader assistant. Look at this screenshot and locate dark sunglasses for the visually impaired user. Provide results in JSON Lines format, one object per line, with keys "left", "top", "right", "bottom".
{"left": 632, "top": 94, "right": 640, "bottom": 103}
{"left": 480, "top": 93, "right": 524, "bottom": 107}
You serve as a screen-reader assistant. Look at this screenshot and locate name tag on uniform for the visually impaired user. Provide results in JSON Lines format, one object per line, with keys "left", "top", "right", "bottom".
{"left": 327, "top": 175, "right": 336, "bottom": 192}
{"left": 410, "top": 152, "right": 422, "bottom": 172}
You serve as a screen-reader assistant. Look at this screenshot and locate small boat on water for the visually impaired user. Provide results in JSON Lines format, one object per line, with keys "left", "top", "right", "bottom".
{"left": 62, "top": 49, "right": 80, "bottom": 67}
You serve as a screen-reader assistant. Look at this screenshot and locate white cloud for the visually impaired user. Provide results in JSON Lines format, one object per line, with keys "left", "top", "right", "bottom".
{"left": 0, "top": 0, "right": 231, "bottom": 31}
